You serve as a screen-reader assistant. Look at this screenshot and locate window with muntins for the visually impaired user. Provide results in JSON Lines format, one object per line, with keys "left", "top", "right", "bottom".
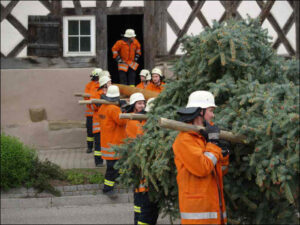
{"left": 63, "top": 16, "right": 95, "bottom": 56}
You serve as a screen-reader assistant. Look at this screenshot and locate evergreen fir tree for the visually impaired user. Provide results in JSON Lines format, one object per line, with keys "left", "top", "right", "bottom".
{"left": 112, "top": 17, "right": 299, "bottom": 224}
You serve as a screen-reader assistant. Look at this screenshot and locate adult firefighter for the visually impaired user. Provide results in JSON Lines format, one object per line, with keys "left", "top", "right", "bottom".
{"left": 136, "top": 69, "right": 151, "bottom": 89}
{"left": 124, "top": 95, "right": 159, "bottom": 225}
{"left": 146, "top": 68, "right": 165, "bottom": 93}
{"left": 90, "top": 75, "right": 112, "bottom": 167}
{"left": 98, "top": 85, "right": 128, "bottom": 198}
{"left": 172, "top": 91, "right": 230, "bottom": 225}
{"left": 112, "top": 29, "right": 142, "bottom": 86}
{"left": 84, "top": 68, "right": 102, "bottom": 153}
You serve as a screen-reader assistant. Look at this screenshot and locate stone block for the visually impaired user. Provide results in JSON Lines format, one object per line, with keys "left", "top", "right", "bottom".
{"left": 29, "top": 107, "right": 47, "bottom": 122}
{"left": 63, "top": 185, "right": 77, "bottom": 192}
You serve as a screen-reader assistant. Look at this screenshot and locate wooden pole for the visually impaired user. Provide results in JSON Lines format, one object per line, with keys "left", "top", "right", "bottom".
{"left": 74, "top": 93, "right": 91, "bottom": 97}
{"left": 159, "top": 117, "right": 247, "bottom": 144}
{"left": 115, "top": 84, "right": 159, "bottom": 100}
{"left": 78, "top": 99, "right": 119, "bottom": 105}
{"left": 119, "top": 113, "right": 147, "bottom": 120}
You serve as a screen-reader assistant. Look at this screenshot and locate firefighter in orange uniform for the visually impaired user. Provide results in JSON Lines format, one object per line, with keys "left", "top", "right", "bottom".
{"left": 90, "top": 74, "right": 112, "bottom": 167}
{"left": 85, "top": 68, "right": 102, "bottom": 153}
{"left": 146, "top": 68, "right": 165, "bottom": 93}
{"left": 136, "top": 69, "right": 151, "bottom": 89}
{"left": 124, "top": 96, "right": 159, "bottom": 225}
{"left": 112, "top": 29, "right": 142, "bottom": 86}
{"left": 98, "top": 85, "right": 128, "bottom": 198}
{"left": 172, "top": 91, "right": 230, "bottom": 225}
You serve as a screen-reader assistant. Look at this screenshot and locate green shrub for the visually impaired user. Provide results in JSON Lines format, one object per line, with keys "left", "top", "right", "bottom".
{"left": 1, "top": 133, "right": 36, "bottom": 190}
{"left": 1, "top": 133, "right": 66, "bottom": 196}
{"left": 88, "top": 173, "right": 104, "bottom": 184}
{"left": 65, "top": 169, "right": 104, "bottom": 185}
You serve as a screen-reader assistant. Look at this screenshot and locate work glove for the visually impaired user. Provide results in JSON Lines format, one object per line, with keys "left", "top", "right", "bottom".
{"left": 218, "top": 139, "right": 230, "bottom": 157}
{"left": 134, "top": 54, "right": 139, "bottom": 62}
{"left": 205, "top": 121, "right": 220, "bottom": 145}
{"left": 115, "top": 55, "right": 123, "bottom": 63}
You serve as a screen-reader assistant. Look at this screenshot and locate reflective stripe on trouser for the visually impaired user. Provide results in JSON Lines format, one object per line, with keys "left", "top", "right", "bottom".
{"left": 137, "top": 192, "right": 159, "bottom": 225}
{"left": 103, "top": 160, "right": 119, "bottom": 192}
{"left": 134, "top": 192, "right": 142, "bottom": 225}
{"left": 94, "top": 132, "right": 103, "bottom": 165}
{"left": 86, "top": 116, "right": 93, "bottom": 149}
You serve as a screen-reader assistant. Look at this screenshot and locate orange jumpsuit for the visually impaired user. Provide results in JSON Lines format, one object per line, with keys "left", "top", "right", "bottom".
{"left": 145, "top": 82, "right": 165, "bottom": 93}
{"left": 112, "top": 39, "right": 141, "bottom": 72}
{"left": 84, "top": 81, "right": 99, "bottom": 117}
{"left": 172, "top": 131, "right": 229, "bottom": 225}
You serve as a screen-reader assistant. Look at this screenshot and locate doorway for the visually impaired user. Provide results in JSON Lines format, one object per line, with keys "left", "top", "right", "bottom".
{"left": 107, "top": 14, "right": 144, "bottom": 85}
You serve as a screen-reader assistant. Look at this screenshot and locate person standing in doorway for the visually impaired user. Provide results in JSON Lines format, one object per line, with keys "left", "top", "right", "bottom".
{"left": 112, "top": 29, "right": 142, "bottom": 87}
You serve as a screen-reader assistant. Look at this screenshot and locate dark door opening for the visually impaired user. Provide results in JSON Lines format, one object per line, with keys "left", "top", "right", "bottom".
{"left": 107, "top": 14, "right": 144, "bottom": 85}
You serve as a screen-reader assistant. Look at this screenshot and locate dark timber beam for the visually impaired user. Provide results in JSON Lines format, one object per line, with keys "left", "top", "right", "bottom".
{"left": 7, "top": 39, "right": 27, "bottom": 58}
{"left": 1, "top": 0, "right": 19, "bottom": 22}
{"left": 169, "top": 0, "right": 203, "bottom": 55}
{"left": 96, "top": 1, "right": 107, "bottom": 68}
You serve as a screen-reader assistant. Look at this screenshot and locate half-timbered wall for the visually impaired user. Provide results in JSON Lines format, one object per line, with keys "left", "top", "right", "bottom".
{"left": 1, "top": 0, "right": 299, "bottom": 69}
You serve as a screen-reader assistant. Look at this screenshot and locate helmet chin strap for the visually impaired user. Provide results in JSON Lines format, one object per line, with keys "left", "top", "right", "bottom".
{"left": 199, "top": 108, "right": 208, "bottom": 126}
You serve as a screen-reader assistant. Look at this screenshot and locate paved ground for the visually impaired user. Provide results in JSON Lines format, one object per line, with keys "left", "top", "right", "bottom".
{"left": 1, "top": 202, "right": 179, "bottom": 224}
{"left": 37, "top": 147, "right": 101, "bottom": 169}
{"left": 1, "top": 148, "right": 181, "bottom": 224}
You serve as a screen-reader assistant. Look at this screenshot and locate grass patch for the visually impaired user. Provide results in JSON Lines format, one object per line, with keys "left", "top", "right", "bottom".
{"left": 65, "top": 168, "right": 105, "bottom": 185}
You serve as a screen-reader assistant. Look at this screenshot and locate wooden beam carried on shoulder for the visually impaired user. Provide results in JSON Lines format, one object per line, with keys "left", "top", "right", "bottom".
{"left": 115, "top": 84, "right": 159, "bottom": 100}
{"left": 119, "top": 113, "right": 147, "bottom": 120}
{"left": 159, "top": 117, "right": 247, "bottom": 144}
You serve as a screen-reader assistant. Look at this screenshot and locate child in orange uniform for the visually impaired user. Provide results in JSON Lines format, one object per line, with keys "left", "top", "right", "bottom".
{"left": 136, "top": 69, "right": 151, "bottom": 89}
{"left": 85, "top": 68, "right": 102, "bottom": 153}
{"left": 146, "top": 68, "right": 165, "bottom": 94}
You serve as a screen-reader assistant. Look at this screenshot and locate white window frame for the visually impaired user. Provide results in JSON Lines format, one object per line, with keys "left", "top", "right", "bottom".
{"left": 63, "top": 16, "right": 96, "bottom": 57}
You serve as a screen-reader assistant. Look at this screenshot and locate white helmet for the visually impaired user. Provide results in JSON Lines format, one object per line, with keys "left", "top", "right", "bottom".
{"left": 145, "top": 98, "right": 155, "bottom": 112}
{"left": 100, "top": 70, "right": 111, "bottom": 78}
{"left": 151, "top": 68, "right": 163, "bottom": 77}
{"left": 129, "top": 93, "right": 145, "bottom": 105}
{"left": 99, "top": 76, "right": 111, "bottom": 87}
{"left": 91, "top": 68, "right": 102, "bottom": 77}
{"left": 106, "top": 85, "right": 120, "bottom": 98}
{"left": 186, "top": 91, "right": 217, "bottom": 108}
{"left": 124, "top": 29, "right": 136, "bottom": 38}
{"left": 140, "top": 69, "right": 150, "bottom": 77}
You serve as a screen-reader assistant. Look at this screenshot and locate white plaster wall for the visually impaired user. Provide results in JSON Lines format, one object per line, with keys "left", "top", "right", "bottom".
{"left": 1, "top": 68, "right": 92, "bottom": 126}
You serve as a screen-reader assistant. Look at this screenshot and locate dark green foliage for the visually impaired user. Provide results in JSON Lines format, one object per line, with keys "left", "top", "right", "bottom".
{"left": 1, "top": 133, "right": 66, "bottom": 196}
{"left": 65, "top": 168, "right": 104, "bottom": 185}
{"left": 113, "top": 18, "right": 299, "bottom": 224}
{"left": 1, "top": 133, "right": 36, "bottom": 190}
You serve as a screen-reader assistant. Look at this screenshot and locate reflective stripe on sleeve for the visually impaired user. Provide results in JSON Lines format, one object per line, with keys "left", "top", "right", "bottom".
{"left": 93, "top": 127, "right": 100, "bottom": 131}
{"left": 86, "top": 112, "right": 93, "bottom": 115}
{"left": 204, "top": 152, "right": 217, "bottom": 166}
{"left": 136, "top": 49, "right": 141, "bottom": 53}
{"left": 223, "top": 211, "right": 227, "bottom": 218}
{"left": 181, "top": 212, "right": 218, "bottom": 220}
{"left": 87, "top": 137, "right": 94, "bottom": 141}
{"left": 104, "top": 179, "right": 115, "bottom": 187}
{"left": 93, "top": 122, "right": 100, "bottom": 126}
{"left": 112, "top": 51, "right": 118, "bottom": 54}
{"left": 101, "top": 147, "right": 110, "bottom": 151}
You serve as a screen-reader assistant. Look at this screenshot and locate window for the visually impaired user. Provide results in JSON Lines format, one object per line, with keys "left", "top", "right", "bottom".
{"left": 63, "top": 16, "right": 95, "bottom": 56}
